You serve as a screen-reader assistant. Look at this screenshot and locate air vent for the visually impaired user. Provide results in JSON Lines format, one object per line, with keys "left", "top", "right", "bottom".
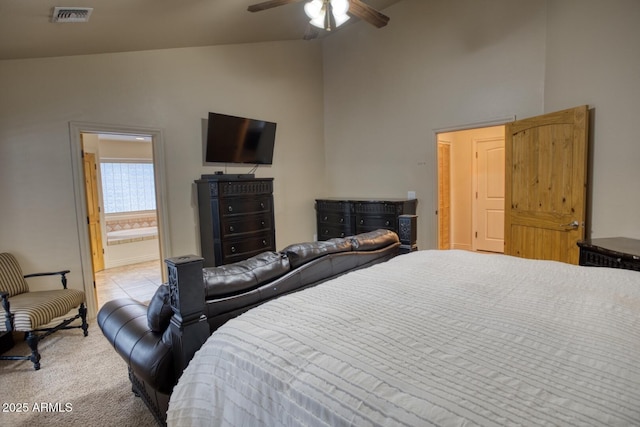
{"left": 51, "top": 7, "right": 93, "bottom": 23}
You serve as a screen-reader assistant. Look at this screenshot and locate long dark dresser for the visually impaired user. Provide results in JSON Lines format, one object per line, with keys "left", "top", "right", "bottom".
{"left": 315, "top": 198, "right": 417, "bottom": 242}
{"left": 577, "top": 237, "right": 640, "bottom": 272}
{"left": 196, "top": 175, "right": 275, "bottom": 267}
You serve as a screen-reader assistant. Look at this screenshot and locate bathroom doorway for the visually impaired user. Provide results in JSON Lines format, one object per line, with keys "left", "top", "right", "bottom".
{"left": 81, "top": 132, "right": 163, "bottom": 306}
{"left": 69, "top": 122, "right": 171, "bottom": 317}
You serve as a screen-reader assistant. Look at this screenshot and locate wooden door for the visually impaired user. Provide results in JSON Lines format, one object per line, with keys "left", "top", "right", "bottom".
{"left": 438, "top": 141, "right": 451, "bottom": 249}
{"left": 475, "top": 137, "right": 505, "bottom": 253}
{"left": 504, "top": 105, "right": 589, "bottom": 264}
{"left": 83, "top": 152, "right": 105, "bottom": 272}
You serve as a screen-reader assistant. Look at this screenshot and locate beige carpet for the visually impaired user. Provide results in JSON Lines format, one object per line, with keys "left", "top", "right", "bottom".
{"left": 0, "top": 324, "right": 158, "bottom": 427}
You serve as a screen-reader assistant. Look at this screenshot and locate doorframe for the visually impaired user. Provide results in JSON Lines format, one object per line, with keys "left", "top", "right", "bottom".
{"left": 433, "top": 115, "right": 514, "bottom": 251}
{"left": 437, "top": 140, "right": 452, "bottom": 250}
{"left": 69, "top": 121, "right": 171, "bottom": 319}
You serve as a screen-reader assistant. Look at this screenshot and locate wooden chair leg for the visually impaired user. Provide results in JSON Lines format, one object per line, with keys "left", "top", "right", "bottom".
{"left": 25, "top": 332, "right": 41, "bottom": 370}
{"left": 79, "top": 303, "right": 89, "bottom": 337}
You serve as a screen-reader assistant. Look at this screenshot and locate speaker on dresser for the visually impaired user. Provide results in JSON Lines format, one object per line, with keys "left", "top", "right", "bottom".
{"left": 398, "top": 214, "right": 418, "bottom": 254}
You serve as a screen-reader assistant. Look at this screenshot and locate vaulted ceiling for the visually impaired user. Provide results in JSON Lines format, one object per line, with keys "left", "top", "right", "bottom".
{"left": 0, "top": 0, "right": 403, "bottom": 60}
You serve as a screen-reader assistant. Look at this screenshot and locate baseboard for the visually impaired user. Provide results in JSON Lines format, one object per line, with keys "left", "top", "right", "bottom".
{"left": 451, "top": 243, "right": 473, "bottom": 251}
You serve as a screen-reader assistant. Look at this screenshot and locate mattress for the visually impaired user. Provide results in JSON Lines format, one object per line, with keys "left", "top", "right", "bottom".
{"left": 167, "top": 250, "right": 640, "bottom": 426}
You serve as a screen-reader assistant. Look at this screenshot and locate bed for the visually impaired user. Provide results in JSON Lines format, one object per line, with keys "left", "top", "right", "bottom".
{"left": 166, "top": 249, "right": 640, "bottom": 426}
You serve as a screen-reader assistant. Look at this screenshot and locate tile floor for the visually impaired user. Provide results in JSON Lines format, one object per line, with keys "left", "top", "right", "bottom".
{"left": 95, "top": 260, "right": 163, "bottom": 308}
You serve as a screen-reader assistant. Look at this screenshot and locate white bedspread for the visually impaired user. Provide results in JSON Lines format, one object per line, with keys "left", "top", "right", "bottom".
{"left": 167, "top": 250, "right": 640, "bottom": 427}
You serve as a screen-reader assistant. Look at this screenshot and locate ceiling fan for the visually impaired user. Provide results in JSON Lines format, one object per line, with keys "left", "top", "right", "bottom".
{"left": 247, "top": 0, "right": 390, "bottom": 40}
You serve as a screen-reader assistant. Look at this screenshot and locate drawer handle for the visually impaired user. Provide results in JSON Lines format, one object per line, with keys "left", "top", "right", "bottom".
{"left": 339, "top": 218, "right": 344, "bottom": 223}
{"left": 230, "top": 246, "right": 236, "bottom": 253}
{"left": 229, "top": 226, "right": 235, "bottom": 232}
{"left": 323, "top": 216, "right": 328, "bottom": 221}
{"left": 261, "top": 221, "right": 265, "bottom": 226}
{"left": 262, "top": 239, "right": 267, "bottom": 246}
{"left": 340, "top": 232, "right": 345, "bottom": 237}
{"left": 260, "top": 202, "right": 265, "bottom": 209}
{"left": 228, "top": 206, "right": 233, "bottom": 212}
{"left": 385, "top": 220, "right": 390, "bottom": 226}
{"left": 323, "top": 229, "right": 329, "bottom": 235}
{"left": 360, "top": 219, "right": 364, "bottom": 225}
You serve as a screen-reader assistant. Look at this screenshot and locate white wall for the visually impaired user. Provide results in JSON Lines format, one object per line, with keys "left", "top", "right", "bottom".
{"left": 0, "top": 41, "right": 326, "bottom": 309}
{"left": 544, "top": 0, "right": 640, "bottom": 239}
{"left": 322, "top": 0, "right": 547, "bottom": 249}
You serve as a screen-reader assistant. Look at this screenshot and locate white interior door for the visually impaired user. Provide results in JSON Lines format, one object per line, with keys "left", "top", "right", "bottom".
{"left": 474, "top": 137, "right": 505, "bottom": 253}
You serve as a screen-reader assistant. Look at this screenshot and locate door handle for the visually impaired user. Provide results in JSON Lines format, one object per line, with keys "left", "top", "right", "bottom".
{"left": 561, "top": 220, "right": 579, "bottom": 229}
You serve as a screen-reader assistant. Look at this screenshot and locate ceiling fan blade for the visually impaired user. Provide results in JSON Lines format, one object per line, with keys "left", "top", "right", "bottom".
{"left": 348, "top": 0, "right": 390, "bottom": 28}
{"left": 247, "top": 0, "right": 302, "bottom": 13}
{"left": 303, "top": 24, "right": 320, "bottom": 40}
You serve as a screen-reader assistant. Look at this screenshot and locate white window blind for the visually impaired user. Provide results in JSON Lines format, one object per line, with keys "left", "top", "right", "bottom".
{"left": 101, "top": 162, "right": 156, "bottom": 213}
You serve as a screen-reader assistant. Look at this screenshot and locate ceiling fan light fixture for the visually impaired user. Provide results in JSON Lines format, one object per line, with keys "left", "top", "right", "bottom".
{"left": 333, "top": 12, "right": 350, "bottom": 27}
{"left": 331, "top": 0, "right": 350, "bottom": 16}
{"left": 305, "top": 0, "right": 350, "bottom": 31}
{"left": 304, "top": 0, "right": 323, "bottom": 18}
{"left": 309, "top": 16, "right": 325, "bottom": 29}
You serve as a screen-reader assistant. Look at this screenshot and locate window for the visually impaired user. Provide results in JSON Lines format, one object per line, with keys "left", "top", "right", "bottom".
{"left": 100, "top": 162, "right": 156, "bottom": 213}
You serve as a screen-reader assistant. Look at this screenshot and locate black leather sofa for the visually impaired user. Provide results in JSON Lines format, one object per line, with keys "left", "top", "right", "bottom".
{"left": 97, "top": 229, "right": 400, "bottom": 425}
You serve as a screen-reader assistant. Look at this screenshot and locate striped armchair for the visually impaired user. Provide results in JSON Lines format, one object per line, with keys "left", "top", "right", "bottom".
{"left": 0, "top": 253, "right": 88, "bottom": 370}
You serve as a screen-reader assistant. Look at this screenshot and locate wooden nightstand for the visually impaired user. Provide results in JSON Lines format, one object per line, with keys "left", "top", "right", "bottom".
{"left": 577, "top": 237, "right": 640, "bottom": 272}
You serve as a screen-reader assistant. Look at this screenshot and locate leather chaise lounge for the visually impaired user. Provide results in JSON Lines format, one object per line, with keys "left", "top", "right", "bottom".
{"left": 98, "top": 229, "right": 401, "bottom": 425}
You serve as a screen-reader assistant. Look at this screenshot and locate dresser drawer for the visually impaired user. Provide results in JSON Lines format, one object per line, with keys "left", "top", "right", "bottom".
{"left": 317, "top": 225, "right": 352, "bottom": 240}
{"left": 221, "top": 213, "right": 272, "bottom": 238}
{"left": 317, "top": 211, "right": 352, "bottom": 226}
{"left": 222, "top": 195, "right": 272, "bottom": 217}
{"left": 218, "top": 180, "right": 273, "bottom": 197}
{"left": 315, "top": 200, "right": 352, "bottom": 215}
{"left": 356, "top": 215, "right": 396, "bottom": 232}
{"left": 222, "top": 233, "right": 275, "bottom": 262}
{"left": 354, "top": 202, "right": 402, "bottom": 216}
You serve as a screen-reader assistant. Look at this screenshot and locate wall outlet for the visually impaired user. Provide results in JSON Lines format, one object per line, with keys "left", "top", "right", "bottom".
{"left": 407, "top": 191, "right": 416, "bottom": 200}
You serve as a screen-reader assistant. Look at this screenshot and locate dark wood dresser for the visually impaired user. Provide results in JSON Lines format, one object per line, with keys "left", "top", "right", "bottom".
{"left": 577, "top": 237, "right": 640, "bottom": 272}
{"left": 315, "top": 198, "right": 417, "bottom": 241}
{"left": 196, "top": 176, "right": 275, "bottom": 267}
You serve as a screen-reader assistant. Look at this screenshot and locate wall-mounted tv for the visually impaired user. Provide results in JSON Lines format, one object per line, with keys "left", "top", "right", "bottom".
{"left": 205, "top": 112, "right": 277, "bottom": 165}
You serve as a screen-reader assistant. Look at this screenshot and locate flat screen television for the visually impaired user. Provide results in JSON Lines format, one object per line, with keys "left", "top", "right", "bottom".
{"left": 205, "top": 112, "right": 277, "bottom": 165}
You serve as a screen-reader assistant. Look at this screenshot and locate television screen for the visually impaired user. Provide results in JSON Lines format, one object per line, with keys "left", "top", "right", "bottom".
{"left": 205, "top": 112, "right": 276, "bottom": 165}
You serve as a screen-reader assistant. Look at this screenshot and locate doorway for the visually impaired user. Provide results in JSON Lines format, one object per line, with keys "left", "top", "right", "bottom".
{"left": 81, "top": 132, "right": 163, "bottom": 306}
{"left": 437, "top": 125, "right": 505, "bottom": 253}
{"left": 70, "top": 122, "right": 170, "bottom": 319}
